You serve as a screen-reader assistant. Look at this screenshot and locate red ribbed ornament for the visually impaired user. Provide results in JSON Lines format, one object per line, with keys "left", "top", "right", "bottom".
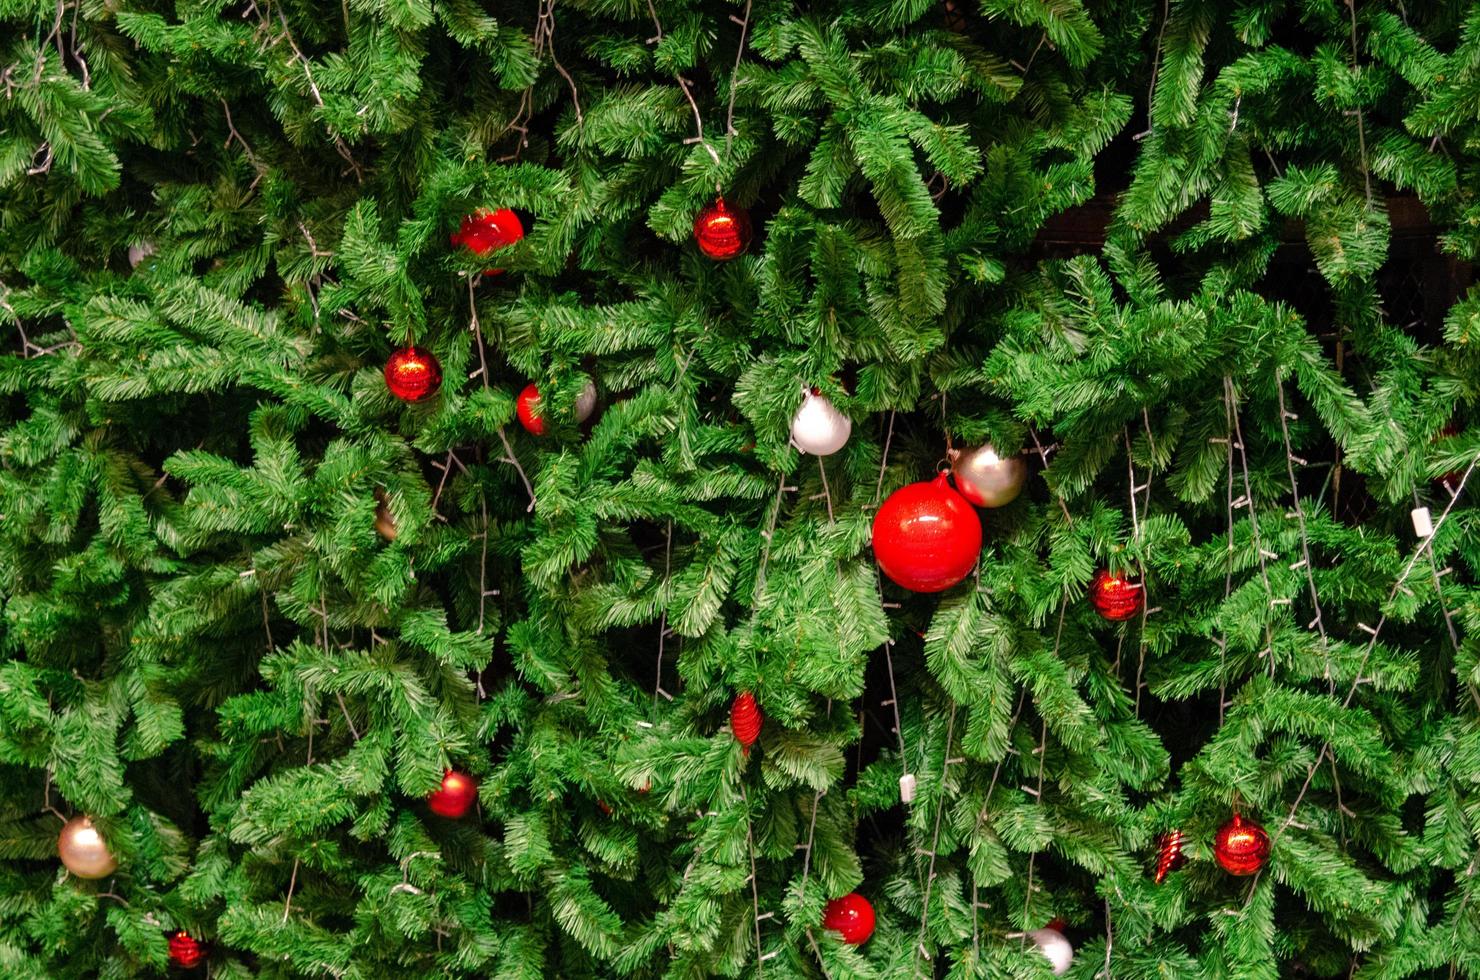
{"left": 872, "top": 472, "right": 982, "bottom": 592}
{"left": 1153, "top": 829, "right": 1186, "bottom": 884}
{"left": 1088, "top": 568, "right": 1144, "bottom": 621}
{"left": 384, "top": 346, "right": 442, "bottom": 402}
{"left": 822, "top": 893, "right": 875, "bottom": 945}
{"left": 1213, "top": 813, "right": 1270, "bottom": 876}
{"left": 427, "top": 770, "right": 478, "bottom": 818}
{"left": 167, "top": 931, "right": 205, "bottom": 969}
{"left": 693, "top": 196, "right": 752, "bottom": 260}
{"left": 731, "top": 692, "right": 762, "bottom": 752}
{"left": 516, "top": 383, "right": 545, "bottom": 435}
{"left": 451, "top": 208, "right": 524, "bottom": 274}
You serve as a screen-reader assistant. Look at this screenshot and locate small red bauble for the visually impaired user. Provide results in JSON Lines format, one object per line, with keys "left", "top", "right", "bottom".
{"left": 822, "top": 892, "right": 875, "bottom": 945}
{"left": 1089, "top": 568, "right": 1144, "bottom": 621}
{"left": 872, "top": 472, "right": 983, "bottom": 592}
{"left": 1213, "top": 813, "right": 1270, "bottom": 876}
{"left": 516, "top": 383, "right": 546, "bottom": 435}
{"left": 384, "top": 346, "right": 442, "bottom": 402}
{"left": 451, "top": 208, "right": 524, "bottom": 274}
{"left": 167, "top": 931, "right": 205, "bottom": 969}
{"left": 427, "top": 769, "right": 478, "bottom": 818}
{"left": 731, "top": 692, "right": 762, "bottom": 752}
{"left": 693, "top": 196, "right": 752, "bottom": 261}
{"left": 1153, "top": 829, "right": 1186, "bottom": 884}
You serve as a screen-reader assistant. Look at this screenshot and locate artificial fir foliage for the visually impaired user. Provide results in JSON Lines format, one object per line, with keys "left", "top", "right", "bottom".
{"left": 5, "top": 0, "right": 1480, "bottom": 977}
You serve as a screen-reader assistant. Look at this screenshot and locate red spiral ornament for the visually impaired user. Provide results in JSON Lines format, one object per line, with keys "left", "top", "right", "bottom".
{"left": 1153, "top": 829, "right": 1186, "bottom": 884}
{"left": 693, "top": 196, "right": 752, "bottom": 260}
{"left": 167, "top": 931, "right": 206, "bottom": 969}
{"left": 731, "top": 692, "right": 762, "bottom": 752}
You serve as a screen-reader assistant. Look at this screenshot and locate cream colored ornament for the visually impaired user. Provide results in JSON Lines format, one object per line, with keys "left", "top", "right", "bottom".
{"left": 58, "top": 816, "right": 118, "bottom": 880}
{"left": 1026, "top": 927, "right": 1073, "bottom": 976}
{"left": 790, "top": 387, "right": 851, "bottom": 456}
{"left": 574, "top": 379, "right": 597, "bottom": 424}
{"left": 127, "top": 241, "right": 156, "bottom": 268}
{"left": 950, "top": 443, "right": 1026, "bottom": 508}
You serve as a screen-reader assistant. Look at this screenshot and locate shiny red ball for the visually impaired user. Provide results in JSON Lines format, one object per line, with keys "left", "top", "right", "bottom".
{"left": 451, "top": 208, "right": 524, "bottom": 274}
{"left": 427, "top": 769, "right": 478, "bottom": 818}
{"left": 872, "top": 472, "right": 982, "bottom": 592}
{"left": 1213, "top": 813, "right": 1270, "bottom": 876}
{"left": 693, "top": 196, "right": 752, "bottom": 260}
{"left": 822, "top": 892, "right": 875, "bottom": 945}
{"left": 516, "top": 383, "right": 545, "bottom": 435}
{"left": 731, "top": 692, "right": 762, "bottom": 751}
{"left": 1089, "top": 568, "right": 1144, "bottom": 622}
{"left": 384, "top": 346, "right": 442, "bottom": 402}
{"left": 167, "top": 931, "right": 205, "bottom": 969}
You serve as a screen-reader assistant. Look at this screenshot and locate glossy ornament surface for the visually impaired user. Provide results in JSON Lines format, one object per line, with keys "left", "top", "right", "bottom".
{"left": 451, "top": 208, "right": 524, "bottom": 274}
{"left": 1213, "top": 813, "right": 1270, "bottom": 876}
{"left": 516, "top": 383, "right": 546, "bottom": 435}
{"left": 573, "top": 379, "right": 597, "bottom": 424}
{"left": 384, "top": 346, "right": 443, "bottom": 402}
{"left": 731, "top": 692, "right": 762, "bottom": 752}
{"left": 950, "top": 443, "right": 1026, "bottom": 508}
{"left": 167, "top": 931, "right": 206, "bottom": 969}
{"left": 790, "top": 388, "right": 851, "bottom": 456}
{"left": 872, "top": 473, "right": 982, "bottom": 592}
{"left": 58, "top": 816, "right": 117, "bottom": 879}
{"left": 427, "top": 770, "right": 478, "bottom": 818}
{"left": 1027, "top": 926, "right": 1073, "bottom": 976}
{"left": 1153, "top": 829, "right": 1186, "bottom": 884}
{"left": 693, "top": 197, "right": 752, "bottom": 260}
{"left": 374, "top": 489, "right": 397, "bottom": 541}
{"left": 1089, "top": 568, "right": 1144, "bottom": 621}
{"left": 822, "top": 892, "right": 875, "bottom": 945}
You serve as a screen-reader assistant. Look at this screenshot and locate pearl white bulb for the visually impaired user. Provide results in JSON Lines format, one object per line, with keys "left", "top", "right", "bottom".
{"left": 790, "top": 388, "right": 851, "bottom": 456}
{"left": 574, "top": 379, "right": 597, "bottom": 423}
{"left": 1027, "top": 927, "right": 1073, "bottom": 976}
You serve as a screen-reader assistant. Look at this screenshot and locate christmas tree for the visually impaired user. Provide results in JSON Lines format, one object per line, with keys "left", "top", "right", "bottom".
{"left": 3, "top": 0, "right": 1480, "bottom": 975}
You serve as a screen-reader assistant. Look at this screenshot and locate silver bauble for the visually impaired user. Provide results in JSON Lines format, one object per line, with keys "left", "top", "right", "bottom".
{"left": 950, "top": 443, "right": 1026, "bottom": 508}
{"left": 790, "top": 388, "right": 851, "bottom": 456}
{"left": 1026, "top": 927, "right": 1073, "bottom": 976}
{"left": 574, "top": 379, "right": 597, "bottom": 423}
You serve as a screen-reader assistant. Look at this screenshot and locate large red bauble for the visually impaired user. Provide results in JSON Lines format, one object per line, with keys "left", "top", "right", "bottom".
{"left": 167, "top": 931, "right": 206, "bottom": 969}
{"left": 731, "top": 692, "right": 762, "bottom": 751}
{"left": 872, "top": 472, "right": 982, "bottom": 592}
{"left": 1213, "top": 813, "right": 1270, "bottom": 876}
{"left": 822, "top": 892, "right": 875, "bottom": 945}
{"left": 427, "top": 770, "right": 478, "bottom": 818}
{"left": 516, "top": 383, "right": 545, "bottom": 435}
{"left": 384, "top": 346, "right": 442, "bottom": 402}
{"left": 1088, "top": 568, "right": 1144, "bottom": 621}
{"left": 693, "top": 196, "right": 752, "bottom": 260}
{"left": 451, "top": 208, "right": 524, "bottom": 274}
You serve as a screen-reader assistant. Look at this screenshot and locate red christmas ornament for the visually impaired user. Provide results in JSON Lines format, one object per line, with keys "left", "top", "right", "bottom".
{"left": 1153, "top": 829, "right": 1186, "bottom": 884}
{"left": 731, "top": 692, "right": 762, "bottom": 753}
{"left": 693, "top": 196, "right": 752, "bottom": 261}
{"left": 450, "top": 208, "right": 524, "bottom": 274}
{"left": 1213, "top": 813, "right": 1270, "bottom": 876}
{"left": 1088, "top": 568, "right": 1144, "bottom": 622}
{"left": 384, "top": 346, "right": 442, "bottom": 402}
{"left": 516, "top": 383, "right": 545, "bottom": 435}
{"left": 872, "top": 472, "right": 983, "bottom": 592}
{"left": 427, "top": 770, "right": 478, "bottom": 818}
{"left": 822, "top": 892, "right": 875, "bottom": 945}
{"left": 167, "top": 931, "right": 205, "bottom": 969}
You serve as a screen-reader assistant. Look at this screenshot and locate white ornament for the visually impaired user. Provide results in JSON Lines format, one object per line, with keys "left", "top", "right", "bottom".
{"left": 790, "top": 387, "right": 851, "bottom": 456}
{"left": 1411, "top": 506, "right": 1433, "bottom": 538}
{"left": 127, "top": 241, "right": 156, "bottom": 268}
{"left": 899, "top": 773, "right": 917, "bottom": 803}
{"left": 574, "top": 379, "right": 597, "bottom": 423}
{"left": 950, "top": 443, "right": 1026, "bottom": 508}
{"left": 1026, "top": 927, "right": 1073, "bottom": 976}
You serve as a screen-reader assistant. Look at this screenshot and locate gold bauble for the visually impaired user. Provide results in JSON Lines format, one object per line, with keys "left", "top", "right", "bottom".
{"left": 374, "top": 489, "right": 397, "bottom": 541}
{"left": 58, "top": 816, "right": 118, "bottom": 880}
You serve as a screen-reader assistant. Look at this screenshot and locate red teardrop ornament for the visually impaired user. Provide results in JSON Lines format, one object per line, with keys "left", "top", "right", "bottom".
{"left": 871, "top": 472, "right": 983, "bottom": 592}
{"left": 384, "top": 346, "right": 443, "bottom": 402}
{"left": 731, "top": 692, "right": 762, "bottom": 752}
{"left": 1153, "top": 829, "right": 1186, "bottom": 884}
{"left": 822, "top": 892, "right": 875, "bottom": 945}
{"left": 1089, "top": 568, "right": 1144, "bottom": 621}
{"left": 1213, "top": 813, "right": 1270, "bottom": 876}
{"left": 427, "top": 769, "right": 478, "bottom": 818}
{"left": 693, "top": 196, "right": 752, "bottom": 260}
{"left": 167, "top": 931, "right": 206, "bottom": 969}
{"left": 516, "top": 383, "right": 545, "bottom": 435}
{"left": 451, "top": 208, "right": 524, "bottom": 274}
